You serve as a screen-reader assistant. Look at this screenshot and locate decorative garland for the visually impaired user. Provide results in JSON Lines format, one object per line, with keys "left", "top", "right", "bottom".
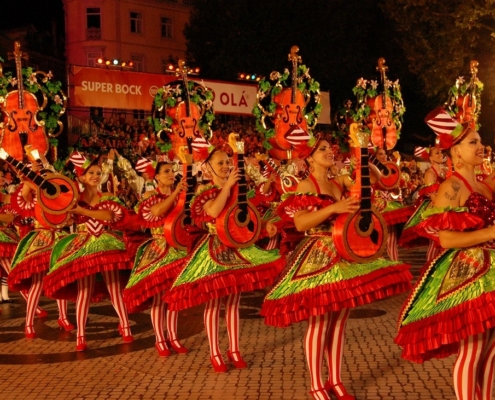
{"left": 446, "top": 75, "right": 483, "bottom": 129}
{"left": 149, "top": 79, "right": 215, "bottom": 153}
{"left": 253, "top": 64, "right": 322, "bottom": 150}
{"left": 0, "top": 64, "right": 67, "bottom": 137}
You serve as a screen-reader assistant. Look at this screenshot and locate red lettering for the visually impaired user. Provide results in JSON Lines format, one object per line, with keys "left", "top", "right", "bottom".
{"left": 231, "top": 93, "right": 237, "bottom": 106}
{"left": 220, "top": 93, "right": 229, "bottom": 105}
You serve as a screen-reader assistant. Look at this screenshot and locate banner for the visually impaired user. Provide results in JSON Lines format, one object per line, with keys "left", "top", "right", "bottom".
{"left": 69, "top": 66, "right": 331, "bottom": 123}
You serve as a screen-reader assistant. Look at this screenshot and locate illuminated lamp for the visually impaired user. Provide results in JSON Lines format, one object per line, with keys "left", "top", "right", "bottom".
{"left": 105, "top": 60, "right": 111, "bottom": 65}
{"left": 129, "top": 61, "right": 134, "bottom": 67}
{"left": 256, "top": 77, "right": 261, "bottom": 81}
{"left": 113, "top": 59, "right": 119, "bottom": 65}
{"left": 168, "top": 64, "right": 174, "bottom": 70}
{"left": 194, "top": 67, "right": 200, "bottom": 73}
{"left": 97, "top": 58, "right": 103, "bottom": 64}
{"left": 251, "top": 74, "right": 256, "bottom": 80}
{"left": 121, "top": 61, "right": 126, "bottom": 67}
{"left": 245, "top": 75, "right": 250, "bottom": 80}
{"left": 239, "top": 73, "right": 245, "bottom": 79}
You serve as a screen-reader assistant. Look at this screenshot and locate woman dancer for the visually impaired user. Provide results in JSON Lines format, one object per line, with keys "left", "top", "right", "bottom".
{"left": 262, "top": 138, "right": 412, "bottom": 400}
{"left": 166, "top": 146, "right": 282, "bottom": 372}
{"left": 123, "top": 160, "right": 189, "bottom": 356}
{"left": 8, "top": 166, "right": 73, "bottom": 338}
{"left": 44, "top": 156, "right": 133, "bottom": 351}
{"left": 396, "top": 114, "right": 495, "bottom": 400}
{"left": 399, "top": 146, "right": 446, "bottom": 263}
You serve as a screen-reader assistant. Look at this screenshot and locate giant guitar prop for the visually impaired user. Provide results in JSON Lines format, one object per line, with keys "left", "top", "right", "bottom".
{"left": 216, "top": 133, "right": 261, "bottom": 248}
{"left": 333, "top": 124, "right": 388, "bottom": 262}
{"left": 0, "top": 147, "right": 77, "bottom": 229}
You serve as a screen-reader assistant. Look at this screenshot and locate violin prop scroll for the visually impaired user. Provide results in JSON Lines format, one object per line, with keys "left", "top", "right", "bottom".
{"left": 0, "top": 147, "right": 78, "bottom": 229}
{"left": 163, "top": 142, "right": 196, "bottom": 250}
{"left": 2, "top": 42, "right": 48, "bottom": 161}
{"left": 216, "top": 133, "right": 261, "bottom": 248}
{"left": 333, "top": 124, "right": 388, "bottom": 263}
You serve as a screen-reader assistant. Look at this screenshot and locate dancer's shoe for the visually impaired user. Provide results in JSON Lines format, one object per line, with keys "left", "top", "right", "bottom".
{"left": 210, "top": 355, "right": 228, "bottom": 373}
{"left": 118, "top": 324, "right": 134, "bottom": 343}
{"left": 57, "top": 318, "right": 75, "bottom": 331}
{"left": 25, "top": 326, "right": 36, "bottom": 339}
{"left": 226, "top": 350, "right": 247, "bottom": 369}
{"left": 324, "top": 382, "right": 356, "bottom": 400}
{"left": 155, "top": 342, "right": 171, "bottom": 357}
{"left": 166, "top": 339, "right": 188, "bottom": 354}
{"left": 35, "top": 308, "right": 48, "bottom": 318}
{"left": 76, "top": 336, "right": 87, "bottom": 352}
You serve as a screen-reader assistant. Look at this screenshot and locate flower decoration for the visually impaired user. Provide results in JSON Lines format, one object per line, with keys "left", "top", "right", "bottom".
{"left": 253, "top": 62, "right": 322, "bottom": 151}
{"left": 150, "top": 79, "right": 215, "bottom": 154}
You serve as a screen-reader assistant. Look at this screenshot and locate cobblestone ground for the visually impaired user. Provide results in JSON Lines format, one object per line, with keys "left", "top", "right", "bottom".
{"left": 0, "top": 246, "right": 488, "bottom": 400}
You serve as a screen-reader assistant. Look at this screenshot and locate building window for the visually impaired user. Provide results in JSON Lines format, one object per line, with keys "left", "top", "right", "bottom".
{"left": 161, "top": 17, "right": 173, "bottom": 38}
{"left": 130, "top": 12, "right": 143, "bottom": 34}
{"left": 131, "top": 55, "right": 144, "bottom": 72}
{"left": 87, "top": 51, "right": 103, "bottom": 67}
{"left": 86, "top": 8, "right": 101, "bottom": 39}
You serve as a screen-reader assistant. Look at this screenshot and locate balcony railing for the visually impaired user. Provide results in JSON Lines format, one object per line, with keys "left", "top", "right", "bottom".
{"left": 86, "top": 28, "right": 101, "bottom": 40}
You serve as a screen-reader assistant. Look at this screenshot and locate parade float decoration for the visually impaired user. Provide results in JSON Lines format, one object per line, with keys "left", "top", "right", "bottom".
{"left": 253, "top": 45, "right": 321, "bottom": 159}
{"left": 0, "top": 42, "right": 66, "bottom": 162}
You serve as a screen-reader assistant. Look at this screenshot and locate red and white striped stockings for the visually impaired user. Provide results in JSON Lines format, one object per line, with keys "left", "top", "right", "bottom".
{"left": 150, "top": 295, "right": 181, "bottom": 353}
{"left": 204, "top": 293, "right": 241, "bottom": 365}
{"left": 387, "top": 226, "right": 399, "bottom": 261}
{"left": 453, "top": 329, "right": 495, "bottom": 400}
{"left": 76, "top": 270, "right": 131, "bottom": 347}
{"left": 304, "top": 309, "right": 352, "bottom": 400}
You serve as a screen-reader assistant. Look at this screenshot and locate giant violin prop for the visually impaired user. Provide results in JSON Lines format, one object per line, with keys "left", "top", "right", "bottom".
{"left": 2, "top": 42, "right": 48, "bottom": 161}
{"left": 368, "top": 58, "right": 397, "bottom": 150}
{"left": 166, "top": 59, "right": 205, "bottom": 154}
{"left": 0, "top": 148, "right": 77, "bottom": 229}
{"left": 272, "top": 46, "right": 309, "bottom": 151}
{"left": 455, "top": 60, "right": 479, "bottom": 129}
{"left": 163, "top": 140, "right": 196, "bottom": 250}
{"left": 333, "top": 124, "right": 388, "bottom": 262}
{"left": 216, "top": 133, "right": 261, "bottom": 248}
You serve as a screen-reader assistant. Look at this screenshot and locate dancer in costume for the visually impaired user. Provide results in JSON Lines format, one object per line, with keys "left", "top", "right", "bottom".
{"left": 123, "top": 160, "right": 189, "bottom": 357}
{"left": 262, "top": 138, "right": 412, "bottom": 400}
{"left": 399, "top": 146, "right": 446, "bottom": 263}
{"left": 43, "top": 155, "right": 133, "bottom": 351}
{"left": 8, "top": 165, "right": 74, "bottom": 338}
{"left": 372, "top": 148, "right": 413, "bottom": 261}
{"left": 0, "top": 170, "right": 15, "bottom": 304}
{"left": 165, "top": 146, "right": 282, "bottom": 373}
{"left": 396, "top": 110, "right": 495, "bottom": 400}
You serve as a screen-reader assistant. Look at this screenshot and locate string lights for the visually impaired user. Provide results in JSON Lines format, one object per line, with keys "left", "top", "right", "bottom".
{"left": 238, "top": 73, "right": 262, "bottom": 82}
{"left": 96, "top": 58, "right": 134, "bottom": 70}
{"left": 165, "top": 63, "right": 200, "bottom": 75}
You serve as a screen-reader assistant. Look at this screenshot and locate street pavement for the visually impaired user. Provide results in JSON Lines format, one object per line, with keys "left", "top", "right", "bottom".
{"left": 0, "top": 246, "right": 479, "bottom": 399}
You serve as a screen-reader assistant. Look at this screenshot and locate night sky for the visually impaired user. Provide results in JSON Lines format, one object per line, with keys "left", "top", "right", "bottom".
{"left": 1, "top": 1, "right": 493, "bottom": 150}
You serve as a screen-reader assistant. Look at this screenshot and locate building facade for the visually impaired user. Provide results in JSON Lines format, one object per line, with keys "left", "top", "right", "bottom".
{"left": 63, "top": 0, "right": 193, "bottom": 73}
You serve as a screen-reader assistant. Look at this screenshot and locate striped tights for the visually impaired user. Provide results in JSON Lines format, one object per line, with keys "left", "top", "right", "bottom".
{"left": 304, "top": 309, "right": 350, "bottom": 399}
{"left": 76, "top": 270, "right": 131, "bottom": 339}
{"left": 387, "top": 226, "right": 399, "bottom": 261}
{"left": 453, "top": 330, "right": 495, "bottom": 400}
{"left": 25, "top": 271, "right": 69, "bottom": 334}
{"left": 204, "top": 293, "right": 241, "bottom": 363}
{"left": 150, "top": 295, "right": 180, "bottom": 347}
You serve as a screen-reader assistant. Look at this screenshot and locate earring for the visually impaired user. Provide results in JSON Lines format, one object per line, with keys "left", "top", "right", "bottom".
{"left": 309, "top": 163, "right": 314, "bottom": 173}
{"left": 455, "top": 156, "right": 464, "bottom": 170}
